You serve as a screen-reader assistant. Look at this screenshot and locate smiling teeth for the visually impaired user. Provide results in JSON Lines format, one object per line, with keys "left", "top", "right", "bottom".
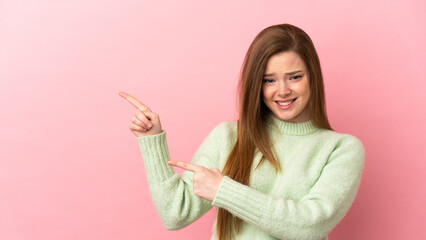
{"left": 278, "top": 100, "right": 294, "bottom": 106}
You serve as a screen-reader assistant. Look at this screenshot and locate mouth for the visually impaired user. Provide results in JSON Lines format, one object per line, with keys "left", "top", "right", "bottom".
{"left": 276, "top": 98, "right": 297, "bottom": 106}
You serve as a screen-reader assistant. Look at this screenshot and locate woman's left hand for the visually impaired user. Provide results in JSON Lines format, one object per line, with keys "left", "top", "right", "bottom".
{"left": 167, "top": 161, "right": 224, "bottom": 202}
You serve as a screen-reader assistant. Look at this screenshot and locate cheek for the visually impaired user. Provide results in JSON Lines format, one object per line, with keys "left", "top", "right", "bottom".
{"left": 305, "top": 84, "right": 311, "bottom": 99}
{"left": 262, "top": 86, "right": 273, "bottom": 100}
{"left": 301, "top": 85, "right": 310, "bottom": 99}
{"left": 298, "top": 81, "right": 310, "bottom": 98}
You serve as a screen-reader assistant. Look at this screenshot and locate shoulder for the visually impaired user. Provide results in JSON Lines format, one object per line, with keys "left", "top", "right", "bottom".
{"left": 208, "top": 121, "right": 238, "bottom": 138}
{"left": 333, "top": 131, "right": 364, "bottom": 154}
{"left": 196, "top": 121, "right": 237, "bottom": 149}
{"left": 318, "top": 130, "right": 365, "bottom": 167}
{"left": 339, "top": 133, "right": 364, "bottom": 152}
{"left": 317, "top": 129, "right": 364, "bottom": 150}
{"left": 192, "top": 121, "right": 237, "bottom": 165}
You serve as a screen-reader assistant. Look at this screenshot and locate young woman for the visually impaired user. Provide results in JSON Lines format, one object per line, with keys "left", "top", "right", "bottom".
{"left": 119, "top": 23, "right": 365, "bottom": 240}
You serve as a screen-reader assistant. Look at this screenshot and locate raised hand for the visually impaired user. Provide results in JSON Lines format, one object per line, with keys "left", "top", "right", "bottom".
{"left": 119, "top": 91, "right": 163, "bottom": 137}
{"left": 167, "top": 160, "right": 224, "bottom": 202}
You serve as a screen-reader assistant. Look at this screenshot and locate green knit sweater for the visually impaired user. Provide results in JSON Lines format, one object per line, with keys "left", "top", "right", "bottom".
{"left": 137, "top": 116, "right": 365, "bottom": 240}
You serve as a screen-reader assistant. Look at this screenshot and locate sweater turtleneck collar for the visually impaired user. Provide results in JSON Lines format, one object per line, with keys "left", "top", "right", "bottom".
{"left": 266, "top": 114, "right": 318, "bottom": 136}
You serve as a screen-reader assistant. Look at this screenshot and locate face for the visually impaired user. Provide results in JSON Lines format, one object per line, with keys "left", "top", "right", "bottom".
{"left": 262, "top": 51, "right": 311, "bottom": 123}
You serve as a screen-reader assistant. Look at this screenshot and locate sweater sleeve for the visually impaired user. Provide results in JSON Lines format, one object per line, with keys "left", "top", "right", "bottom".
{"left": 212, "top": 135, "right": 365, "bottom": 240}
{"left": 137, "top": 123, "right": 225, "bottom": 230}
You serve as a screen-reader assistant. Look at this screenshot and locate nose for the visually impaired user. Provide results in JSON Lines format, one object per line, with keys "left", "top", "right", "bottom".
{"left": 278, "top": 81, "right": 291, "bottom": 96}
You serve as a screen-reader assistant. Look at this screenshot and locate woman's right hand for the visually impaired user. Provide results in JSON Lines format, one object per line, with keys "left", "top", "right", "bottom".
{"left": 119, "top": 91, "right": 163, "bottom": 137}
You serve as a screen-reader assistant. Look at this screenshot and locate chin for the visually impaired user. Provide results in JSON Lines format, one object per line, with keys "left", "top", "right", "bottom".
{"left": 273, "top": 111, "right": 305, "bottom": 123}
{"left": 274, "top": 113, "right": 296, "bottom": 122}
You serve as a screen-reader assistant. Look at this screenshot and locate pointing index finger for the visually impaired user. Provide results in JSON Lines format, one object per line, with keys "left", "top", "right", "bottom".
{"left": 119, "top": 91, "right": 151, "bottom": 112}
{"left": 167, "top": 161, "right": 204, "bottom": 172}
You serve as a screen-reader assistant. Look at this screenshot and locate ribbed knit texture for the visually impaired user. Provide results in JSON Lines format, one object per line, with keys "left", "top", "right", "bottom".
{"left": 137, "top": 116, "right": 365, "bottom": 240}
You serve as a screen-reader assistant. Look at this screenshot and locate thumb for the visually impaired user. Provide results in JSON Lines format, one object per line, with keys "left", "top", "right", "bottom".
{"left": 143, "top": 111, "right": 159, "bottom": 121}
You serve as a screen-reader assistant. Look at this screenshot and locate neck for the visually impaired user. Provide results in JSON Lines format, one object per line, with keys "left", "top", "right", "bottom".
{"left": 266, "top": 114, "right": 318, "bottom": 135}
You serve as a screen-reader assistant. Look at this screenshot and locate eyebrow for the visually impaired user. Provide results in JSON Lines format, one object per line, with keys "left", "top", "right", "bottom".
{"left": 263, "top": 70, "right": 304, "bottom": 77}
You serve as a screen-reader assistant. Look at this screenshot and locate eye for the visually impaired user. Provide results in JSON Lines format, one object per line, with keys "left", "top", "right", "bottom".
{"left": 263, "top": 79, "right": 275, "bottom": 83}
{"left": 290, "top": 75, "right": 302, "bottom": 80}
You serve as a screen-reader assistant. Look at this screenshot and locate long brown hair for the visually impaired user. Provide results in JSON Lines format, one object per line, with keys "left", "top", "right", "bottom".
{"left": 216, "top": 23, "right": 333, "bottom": 240}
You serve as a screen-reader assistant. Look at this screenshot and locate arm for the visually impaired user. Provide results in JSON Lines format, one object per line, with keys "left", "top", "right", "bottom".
{"left": 212, "top": 136, "right": 365, "bottom": 240}
{"left": 137, "top": 123, "right": 225, "bottom": 230}
{"left": 119, "top": 91, "right": 223, "bottom": 230}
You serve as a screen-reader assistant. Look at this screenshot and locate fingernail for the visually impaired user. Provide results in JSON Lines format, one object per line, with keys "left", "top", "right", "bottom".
{"left": 147, "top": 123, "right": 152, "bottom": 128}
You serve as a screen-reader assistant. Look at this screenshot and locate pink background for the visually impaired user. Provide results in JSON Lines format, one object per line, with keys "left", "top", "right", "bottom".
{"left": 1, "top": 0, "right": 425, "bottom": 239}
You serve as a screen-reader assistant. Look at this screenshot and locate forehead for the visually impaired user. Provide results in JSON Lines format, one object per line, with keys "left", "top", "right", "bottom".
{"left": 264, "top": 51, "right": 307, "bottom": 73}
